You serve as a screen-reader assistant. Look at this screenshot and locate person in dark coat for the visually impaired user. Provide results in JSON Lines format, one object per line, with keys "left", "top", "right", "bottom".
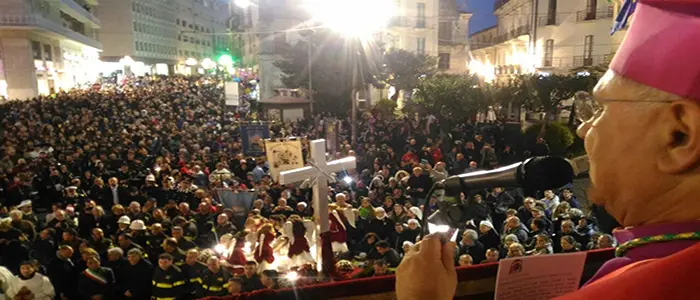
{"left": 240, "top": 261, "right": 264, "bottom": 292}
{"left": 365, "top": 208, "right": 395, "bottom": 240}
{"left": 457, "top": 229, "right": 486, "bottom": 264}
{"left": 120, "top": 248, "right": 153, "bottom": 300}
{"left": 477, "top": 220, "right": 501, "bottom": 250}
{"left": 47, "top": 245, "right": 78, "bottom": 300}
{"left": 151, "top": 253, "right": 187, "bottom": 300}
{"left": 77, "top": 255, "right": 116, "bottom": 300}
{"left": 375, "top": 241, "right": 401, "bottom": 267}
{"left": 197, "top": 256, "right": 232, "bottom": 298}
{"left": 32, "top": 228, "right": 56, "bottom": 267}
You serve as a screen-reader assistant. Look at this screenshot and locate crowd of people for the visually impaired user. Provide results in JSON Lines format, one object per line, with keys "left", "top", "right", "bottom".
{"left": 0, "top": 75, "right": 612, "bottom": 299}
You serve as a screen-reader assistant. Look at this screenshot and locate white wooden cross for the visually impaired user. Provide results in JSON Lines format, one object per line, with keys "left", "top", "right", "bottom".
{"left": 278, "top": 139, "right": 356, "bottom": 233}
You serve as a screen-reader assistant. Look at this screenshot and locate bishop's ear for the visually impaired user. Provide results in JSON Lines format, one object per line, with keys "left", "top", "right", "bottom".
{"left": 657, "top": 100, "right": 700, "bottom": 174}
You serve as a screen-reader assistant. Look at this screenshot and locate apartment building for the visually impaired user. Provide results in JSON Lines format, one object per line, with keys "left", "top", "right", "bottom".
{"left": 0, "top": 0, "right": 102, "bottom": 99}
{"left": 98, "top": 0, "right": 232, "bottom": 76}
{"left": 469, "top": 0, "right": 628, "bottom": 82}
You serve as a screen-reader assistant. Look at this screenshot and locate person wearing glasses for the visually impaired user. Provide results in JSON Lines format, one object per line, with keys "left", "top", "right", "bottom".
{"left": 395, "top": 0, "right": 700, "bottom": 299}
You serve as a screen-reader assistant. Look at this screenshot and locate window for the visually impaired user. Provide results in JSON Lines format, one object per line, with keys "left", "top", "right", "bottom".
{"left": 31, "top": 41, "right": 41, "bottom": 60}
{"left": 182, "top": 20, "right": 187, "bottom": 27}
{"left": 438, "top": 53, "right": 450, "bottom": 70}
{"left": 135, "top": 42, "right": 140, "bottom": 51}
{"left": 42, "top": 44, "right": 52, "bottom": 61}
{"left": 438, "top": 22, "right": 452, "bottom": 41}
{"left": 586, "top": 0, "right": 597, "bottom": 20}
{"left": 584, "top": 35, "right": 594, "bottom": 65}
{"left": 544, "top": 39, "right": 554, "bottom": 67}
{"left": 547, "top": 0, "right": 557, "bottom": 25}
{"left": 416, "top": 3, "right": 425, "bottom": 28}
{"left": 416, "top": 37, "right": 425, "bottom": 55}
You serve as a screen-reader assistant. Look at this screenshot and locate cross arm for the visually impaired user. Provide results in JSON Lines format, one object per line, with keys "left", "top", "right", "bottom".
{"left": 279, "top": 166, "right": 317, "bottom": 185}
{"left": 325, "top": 157, "right": 357, "bottom": 174}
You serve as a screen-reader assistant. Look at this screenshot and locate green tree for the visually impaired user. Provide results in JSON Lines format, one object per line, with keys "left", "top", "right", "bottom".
{"left": 372, "top": 98, "right": 398, "bottom": 117}
{"left": 383, "top": 48, "right": 437, "bottom": 102}
{"left": 517, "top": 74, "right": 597, "bottom": 135}
{"left": 412, "top": 74, "right": 492, "bottom": 127}
{"left": 524, "top": 121, "right": 575, "bottom": 156}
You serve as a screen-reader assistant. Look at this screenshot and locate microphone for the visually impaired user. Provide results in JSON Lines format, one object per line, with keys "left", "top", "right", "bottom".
{"left": 441, "top": 156, "right": 575, "bottom": 194}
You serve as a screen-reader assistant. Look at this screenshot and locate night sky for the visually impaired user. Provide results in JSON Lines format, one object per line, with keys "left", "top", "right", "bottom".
{"left": 461, "top": 0, "right": 497, "bottom": 35}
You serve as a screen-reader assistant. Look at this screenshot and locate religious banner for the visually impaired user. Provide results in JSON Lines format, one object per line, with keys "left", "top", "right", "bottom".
{"left": 324, "top": 118, "right": 339, "bottom": 155}
{"left": 240, "top": 124, "right": 270, "bottom": 157}
{"left": 215, "top": 189, "right": 256, "bottom": 228}
{"left": 265, "top": 139, "right": 304, "bottom": 182}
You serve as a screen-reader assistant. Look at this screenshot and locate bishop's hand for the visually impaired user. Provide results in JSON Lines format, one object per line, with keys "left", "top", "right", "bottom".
{"left": 396, "top": 235, "right": 457, "bottom": 300}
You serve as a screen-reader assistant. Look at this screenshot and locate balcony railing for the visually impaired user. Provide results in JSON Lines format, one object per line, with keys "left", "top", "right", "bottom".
{"left": 389, "top": 16, "right": 430, "bottom": 29}
{"left": 493, "top": 24, "right": 530, "bottom": 44}
{"left": 540, "top": 55, "right": 609, "bottom": 68}
{"left": 0, "top": 12, "right": 101, "bottom": 49}
{"left": 60, "top": 0, "right": 100, "bottom": 26}
{"left": 576, "top": 7, "right": 614, "bottom": 22}
{"left": 537, "top": 14, "right": 563, "bottom": 27}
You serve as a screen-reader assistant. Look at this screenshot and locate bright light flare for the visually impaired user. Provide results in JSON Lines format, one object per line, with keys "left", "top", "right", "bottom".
{"left": 305, "top": 0, "right": 395, "bottom": 37}
{"left": 185, "top": 58, "right": 198, "bottom": 66}
{"left": 202, "top": 58, "right": 216, "bottom": 69}
{"left": 468, "top": 59, "right": 495, "bottom": 83}
{"left": 343, "top": 176, "right": 353, "bottom": 184}
{"left": 428, "top": 223, "right": 450, "bottom": 234}
{"left": 234, "top": 0, "right": 252, "bottom": 8}
{"left": 218, "top": 54, "right": 234, "bottom": 67}
{"left": 285, "top": 271, "right": 300, "bottom": 282}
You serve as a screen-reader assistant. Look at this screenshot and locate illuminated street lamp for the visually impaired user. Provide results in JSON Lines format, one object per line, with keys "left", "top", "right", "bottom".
{"left": 119, "top": 56, "right": 135, "bottom": 66}
{"left": 201, "top": 58, "right": 216, "bottom": 69}
{"left": 217, "top": 54, "right": 234, "bottom": 67}
{"left": 234, "top": 0, "right": 252, "bottom": 8}
{"left": 304, "top": 0, "right": 395, "bottom": 38}
{"left": 185, "top": 57, "right": 198, "bottom": 66}
{"left": 304, "top": 0, "right": 395, "bottom": 144}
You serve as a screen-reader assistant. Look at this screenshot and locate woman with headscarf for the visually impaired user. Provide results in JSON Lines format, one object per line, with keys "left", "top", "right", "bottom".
{"left": 365, "top": 207, "right": 395, "bottom": 240}
{"left": 478, "top": 220, "right": 501, "bottom": 250}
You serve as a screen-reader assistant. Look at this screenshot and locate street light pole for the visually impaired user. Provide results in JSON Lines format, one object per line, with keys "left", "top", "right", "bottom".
{"left": 308, "top": 40, "right": 314, "bottom": 114}
{"left": 350, "top": 43, "right": 358, "bottom": 146}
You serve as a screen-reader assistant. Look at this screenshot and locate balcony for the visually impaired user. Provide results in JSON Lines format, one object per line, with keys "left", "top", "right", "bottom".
{"left": 60, "top": 0, "right": 100, "bottom": 27}
{"left": 493, "top": 24, "right": 530, "bottom": 44}
{"left": 537, "top": 14, "right": 563, "bottom": 27}
{"left": 389, "top": 16, "right": 429, "bottom": 29}
{"left": 540, "top": 54, "right": 611, "bottom": 69}
{"left": 576, "top": 7, "right": 614, "bottom": 22}
{"left": 0, "top": 1, "right": 101, "bottom": 49}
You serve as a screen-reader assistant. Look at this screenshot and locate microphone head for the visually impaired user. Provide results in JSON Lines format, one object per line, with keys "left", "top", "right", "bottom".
{"left": 521, "top": 156, "right": 575, "bottom": 190}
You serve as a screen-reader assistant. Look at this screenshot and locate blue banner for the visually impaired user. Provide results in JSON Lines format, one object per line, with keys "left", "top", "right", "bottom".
{"left": 216, "top": 190, "right": 256, "bottom": 228}
{"left": 240, "top": 124, "right": 269, "bottom": 156}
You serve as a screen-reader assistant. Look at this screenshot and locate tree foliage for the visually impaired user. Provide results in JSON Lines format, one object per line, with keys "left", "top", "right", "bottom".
{"left": 412, "top": 74, "right": 491, "bottom": 126}
{"left": 516, "top": 74, "right": 598, "bottom": 114}
{"left": 382, "top": 49, "right": 437, "bottom": 101}
{"left": 524, "top": 121, "right": 575, "bottom": 156}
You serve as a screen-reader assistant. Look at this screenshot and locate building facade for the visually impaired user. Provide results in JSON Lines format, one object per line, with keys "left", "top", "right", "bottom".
{"left": 469, "top": 0, "right": 628, "bottom": 82}
{"left": 0, "top": 0, "right": 102, "bottom": 99}
{"left": 98, "top": 0, "right": 233, "bottom": 76}
{"left": 437, "top": 0, "right": 471, "bottom": 74}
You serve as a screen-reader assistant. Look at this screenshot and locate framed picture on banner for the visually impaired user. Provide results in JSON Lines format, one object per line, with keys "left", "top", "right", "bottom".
{"left": 265, "top": 139, "right": 304, "bottom": 182}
